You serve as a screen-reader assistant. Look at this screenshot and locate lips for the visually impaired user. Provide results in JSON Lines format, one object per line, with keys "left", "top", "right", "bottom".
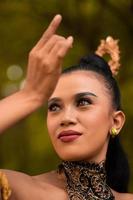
{"left": 58, "top": 130, "right": 82, "bottom": 142}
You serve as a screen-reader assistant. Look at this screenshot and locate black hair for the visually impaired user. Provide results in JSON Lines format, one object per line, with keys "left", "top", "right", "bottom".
{"left": 62, "top": 54, "right": 130, "bottom": 192}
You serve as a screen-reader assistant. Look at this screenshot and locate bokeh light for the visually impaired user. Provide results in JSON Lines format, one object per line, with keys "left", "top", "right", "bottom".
{"left": 7, "top": 65, "right": 23, "bottom": 81}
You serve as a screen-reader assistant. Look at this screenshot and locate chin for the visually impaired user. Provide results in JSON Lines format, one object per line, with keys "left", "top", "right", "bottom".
{"left": 57, "top": 151, "right": 92, "bottom": 162}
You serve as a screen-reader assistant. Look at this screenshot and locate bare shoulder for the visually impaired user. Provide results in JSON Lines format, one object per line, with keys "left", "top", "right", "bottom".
{"left": 119, "top": 193, "right": 133, "bottom": 200}
{"left": 0, "top": 169, "right": 37, "bottom": 200}
{"left": 1, "top": 169, "right": 34, "bottom": 187}
{"left": 33, "top": 170, "right": 65, "bottom": 189}
{"left": 0, "top": 169, "right": 67, "bottom": 200}
{"left": 113, "top": 190, "right": 133, "bottom": 200}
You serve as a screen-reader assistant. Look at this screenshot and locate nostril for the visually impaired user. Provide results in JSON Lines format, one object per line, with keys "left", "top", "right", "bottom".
{"left": 60, "top": 120, "right": 76, "bottom": 126}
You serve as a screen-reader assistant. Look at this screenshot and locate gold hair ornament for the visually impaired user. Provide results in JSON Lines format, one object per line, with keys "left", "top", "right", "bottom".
{"left": 0, "top": 171, "right": 11, "bottom": 200}
{"left": 95, "top": 36, "right": 120, "bottom": 76}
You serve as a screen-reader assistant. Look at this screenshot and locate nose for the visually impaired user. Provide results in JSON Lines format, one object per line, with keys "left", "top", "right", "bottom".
{"left": 60, "top": 107, "right": 77, "bottom": 127}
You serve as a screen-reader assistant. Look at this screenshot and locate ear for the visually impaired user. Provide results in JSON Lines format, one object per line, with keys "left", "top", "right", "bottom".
{"left": 111, "top": 110, "right": 126, "bottom": 134}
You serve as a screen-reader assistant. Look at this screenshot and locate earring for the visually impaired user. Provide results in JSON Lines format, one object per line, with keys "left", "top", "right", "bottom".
{"left": 110, "top": 128, "right": 118, "bottom": 138}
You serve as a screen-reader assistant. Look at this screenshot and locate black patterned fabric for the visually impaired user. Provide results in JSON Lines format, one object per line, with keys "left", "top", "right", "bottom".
{"left": 58, "top": 161, "right": 115, "bottom": 200}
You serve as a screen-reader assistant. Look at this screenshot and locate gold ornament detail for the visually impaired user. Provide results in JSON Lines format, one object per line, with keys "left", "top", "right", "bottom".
{"left": 0, "top": 171, "right": 11, "bottom": 200}
{"left": 110, "top": 128, "right": 118, "bottom": 138}
{"left": 95, "top": 36, "right": 120, "bottom": 76}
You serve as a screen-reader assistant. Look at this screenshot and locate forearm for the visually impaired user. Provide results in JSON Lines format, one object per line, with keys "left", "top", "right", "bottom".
{"left": 0, "top": 14, "right": 73, "bottom": 134}
{"left": 0, "top": 90, "right": 43, "bottom": 133}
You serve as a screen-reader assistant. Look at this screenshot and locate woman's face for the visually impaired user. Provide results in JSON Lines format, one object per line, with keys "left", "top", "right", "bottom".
{"left": 47, "top": 71, "right": 115, "bottom": 162}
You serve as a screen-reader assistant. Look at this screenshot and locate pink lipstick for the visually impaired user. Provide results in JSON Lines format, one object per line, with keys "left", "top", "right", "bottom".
{"left": 58, "top": 130, "right": 82, "bottom": 142}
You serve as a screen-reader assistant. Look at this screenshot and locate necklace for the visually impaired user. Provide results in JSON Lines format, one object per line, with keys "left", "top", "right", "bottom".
{"left": 58, "top": 160, "right": 115, "bottom": 200}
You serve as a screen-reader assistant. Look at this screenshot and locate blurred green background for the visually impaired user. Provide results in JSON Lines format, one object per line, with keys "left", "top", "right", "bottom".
{"left": 0, "top": 0, "right": 133, "bottom": 192}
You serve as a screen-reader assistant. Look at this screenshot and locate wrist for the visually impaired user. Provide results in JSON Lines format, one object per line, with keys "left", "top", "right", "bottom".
{"left": 18, "top": 88, "right": 45, "bottom": 110}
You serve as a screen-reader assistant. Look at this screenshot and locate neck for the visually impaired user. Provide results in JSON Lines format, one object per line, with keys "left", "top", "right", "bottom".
{"left": 58, "top": 160, "right": 115, "bottom": 200}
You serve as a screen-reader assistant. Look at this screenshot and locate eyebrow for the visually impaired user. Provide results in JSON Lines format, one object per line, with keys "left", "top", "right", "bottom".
{"left": 75, "top": 92, "right": 97, "bottom": 99}
{"left": 48, "top": 97, "right": 61, "bottom": 106}
{"left": 48, "top": 92, "right": 97, "bottom": 105}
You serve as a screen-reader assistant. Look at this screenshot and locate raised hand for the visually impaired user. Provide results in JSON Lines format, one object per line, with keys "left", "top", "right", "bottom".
{"left": 24, "top": 14, "right": 73, "bottom": 104}
{"left": 0, "top": 15, "right": 73, "bottom": 133}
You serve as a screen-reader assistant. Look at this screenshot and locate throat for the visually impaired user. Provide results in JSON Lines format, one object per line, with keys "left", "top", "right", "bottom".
{"left": 58, "top": 160, "right": 115, "bottom": 200}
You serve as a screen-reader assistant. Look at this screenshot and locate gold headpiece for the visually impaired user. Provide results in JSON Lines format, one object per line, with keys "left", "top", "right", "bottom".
{"left": 95, "top": 36, "right": 120, "bottom": 76}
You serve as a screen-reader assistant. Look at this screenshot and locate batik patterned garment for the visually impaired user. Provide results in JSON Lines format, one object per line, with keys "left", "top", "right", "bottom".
{"left": 58, "top": 161, "right": 115, "bottom": 200}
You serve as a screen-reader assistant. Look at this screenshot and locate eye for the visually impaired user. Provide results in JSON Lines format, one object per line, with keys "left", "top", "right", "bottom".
{"left": 48, "top": 103, "right": 61, "bottom": 112}
{"left": 77, "top": 98, "right": 92, "bottom": 107}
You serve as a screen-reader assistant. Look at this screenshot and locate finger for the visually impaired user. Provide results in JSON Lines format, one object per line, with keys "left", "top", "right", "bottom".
{"left": 34, "top": 15, "right": 62, "bottom": 50}
{"left": 40, "top": 35, "right": 66, "bottom": 54}
{"left": 57, "top": 36, "right": 73, "bottom": 58}
{"left": 50, "top": 36, "right": 73, "bottom": 64}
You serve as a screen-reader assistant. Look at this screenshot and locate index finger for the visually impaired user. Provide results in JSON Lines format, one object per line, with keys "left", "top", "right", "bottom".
{"left": 35, "top": 14, "right": 62, "bottom": 50}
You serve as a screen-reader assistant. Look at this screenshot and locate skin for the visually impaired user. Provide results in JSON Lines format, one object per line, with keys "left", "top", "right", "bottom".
{"left": 0, "top": 14, "right": 73, "bottom": 133}
{"left": 3, "top": 71, "right": 133, "bottom": 200}
{"left": 0, "top": 15, "right": 133, "bottom": 200}
{"left": 47, "top": 71, "right": 124, "bottom": 163}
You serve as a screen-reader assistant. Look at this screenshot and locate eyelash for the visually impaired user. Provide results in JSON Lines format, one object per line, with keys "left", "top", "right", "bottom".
{"left": 48, "top": 103, "right": 61, "bottom": 112}
{"left": 76, "top": 98, "right": 92, "bottom": 107}
{"left": 48, "top": 98, "right": 92, "bottom": 112}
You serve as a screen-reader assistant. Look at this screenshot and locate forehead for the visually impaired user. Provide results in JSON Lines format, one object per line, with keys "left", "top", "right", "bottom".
{"left": 50, "top": 71, "right": 109, "bottom": 99}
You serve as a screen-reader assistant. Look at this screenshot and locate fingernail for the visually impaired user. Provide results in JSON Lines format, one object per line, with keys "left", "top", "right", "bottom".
{"left": 67, "top": 36, "right": 74, "bottom": 47}
{"left": 54, "top": 14, "right": 62, "bottom": 22}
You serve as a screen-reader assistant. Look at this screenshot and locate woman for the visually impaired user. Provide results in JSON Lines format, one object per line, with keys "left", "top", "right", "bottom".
{"left": 0, "top": 15, "right": 133, "bottom": 200}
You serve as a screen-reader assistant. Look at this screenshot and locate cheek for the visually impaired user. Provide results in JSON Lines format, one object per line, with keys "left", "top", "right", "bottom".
{"left": 81, "top": 107, "right": 111, "bottom": 133}
{"left": 78, "top": 109, "right": 111, "bottom": 157}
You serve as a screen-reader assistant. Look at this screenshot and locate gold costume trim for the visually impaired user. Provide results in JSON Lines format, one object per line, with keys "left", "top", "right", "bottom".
{"left": 0, "top": 171, "right": 11, "bottom": 200}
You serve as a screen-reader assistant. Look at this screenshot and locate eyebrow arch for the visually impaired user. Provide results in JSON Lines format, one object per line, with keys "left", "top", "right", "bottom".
{"left": 48, "top": 92, "right": 97, "bottom": 105}
{"left": 48, "top": 97, "right": 61, "bottom": 106}
{"left": 75, "top": 92, "right": 97, "bottom": 99}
